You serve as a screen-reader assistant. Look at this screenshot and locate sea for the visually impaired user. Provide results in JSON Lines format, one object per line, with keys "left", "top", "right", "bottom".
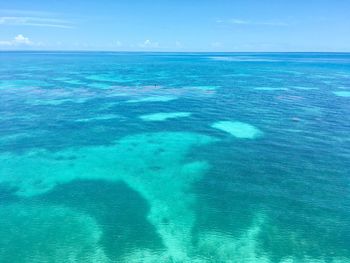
{"left": 0, "top": 52, "right": 349, "bottom": 262}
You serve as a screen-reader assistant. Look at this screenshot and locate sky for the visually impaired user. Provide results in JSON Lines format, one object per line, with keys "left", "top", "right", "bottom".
{"left": 0, "top": 0, "right": 350, "bottom": 52}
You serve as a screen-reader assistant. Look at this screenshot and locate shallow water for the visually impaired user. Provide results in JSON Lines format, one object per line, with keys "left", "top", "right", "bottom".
{"left": 0, "top": 52, "right": 350, "bottom": 262}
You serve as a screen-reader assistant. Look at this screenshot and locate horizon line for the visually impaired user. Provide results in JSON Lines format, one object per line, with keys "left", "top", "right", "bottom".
{"left": 1, "top": 50, "right": 350, "bottom": 54}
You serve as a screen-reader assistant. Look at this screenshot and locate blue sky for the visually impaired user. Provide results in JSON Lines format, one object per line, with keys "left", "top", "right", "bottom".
{"left": 0, "top": 0, "right": 349, "bottom": 51}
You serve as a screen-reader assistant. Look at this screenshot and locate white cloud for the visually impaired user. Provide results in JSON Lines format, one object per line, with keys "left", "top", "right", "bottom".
{"left": 115, "top": 40, "right": 122, "bottom": 47}
{"left": 217, "top": 18, "right": 288, "bottom": 26}
{"left": 0, "top": 16, "right": 73, "bottom": 28}
{"left": 0, "top": 34, "right": 34, "bottom": 46}
{"left": 0, "top": 40, "right": 11, "bottom": 46}
{"left": 0, "top": 9, "right": 53, "bottom": 16}
{"left": 211, "top": 42, "right": 222, "bottom": 48}
{"left": 229, "top": 19, "right": 250, "bottom": 25}
{"left": 175, "top": 41, "right": 183, "bottom": 48}
{"left": 14, "top": 34, "right": 31, "bottom": 44}
{"left": 139, "top": 39, "right": 159, "bottom": 48}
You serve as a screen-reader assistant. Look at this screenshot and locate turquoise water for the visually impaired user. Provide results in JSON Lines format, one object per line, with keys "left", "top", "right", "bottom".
{"left": 0, "top": 52, "right": 349, "bottom": 262}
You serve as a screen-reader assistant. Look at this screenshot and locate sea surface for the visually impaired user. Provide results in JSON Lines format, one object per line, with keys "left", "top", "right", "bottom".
{"left": 0, "top": 52, "right": 349, "bottom": 262}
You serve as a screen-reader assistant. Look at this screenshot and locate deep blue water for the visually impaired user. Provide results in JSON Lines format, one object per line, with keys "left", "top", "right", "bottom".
{"left": 0, "top": 52, "right": 349, "bottom": 262}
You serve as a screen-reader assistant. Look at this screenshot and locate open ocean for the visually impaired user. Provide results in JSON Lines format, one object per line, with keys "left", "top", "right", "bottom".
{"left": 0, "top": 52, "right": 349, "bottom": 262}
